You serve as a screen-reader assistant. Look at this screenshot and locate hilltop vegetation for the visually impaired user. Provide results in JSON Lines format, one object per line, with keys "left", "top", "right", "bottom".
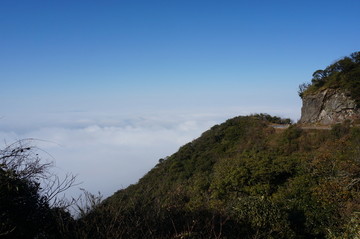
{"left": 2, "top": 49, "right": 360, "bottom": 237}
{"left": 76, "top": 115, "right": 360, "bottom": 238}
{"left": 298, "top": 52, "right": 360, "bottom": 106}
{"left": 1, "top": 115, "right": 360, "bottom": 238}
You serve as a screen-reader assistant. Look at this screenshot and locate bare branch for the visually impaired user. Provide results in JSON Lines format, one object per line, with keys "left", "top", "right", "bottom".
{"left": 1, "top": 139, "right": 79, "bottom": 209}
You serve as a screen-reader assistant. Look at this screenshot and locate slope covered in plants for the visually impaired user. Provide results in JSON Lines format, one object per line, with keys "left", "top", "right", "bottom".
{"left": 78, "top": 115, "right": 360, "bottom": 239}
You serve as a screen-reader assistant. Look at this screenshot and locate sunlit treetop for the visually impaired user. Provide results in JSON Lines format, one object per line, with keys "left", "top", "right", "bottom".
{"left": 299, "top": 51, "right": 360, "bottom": 106}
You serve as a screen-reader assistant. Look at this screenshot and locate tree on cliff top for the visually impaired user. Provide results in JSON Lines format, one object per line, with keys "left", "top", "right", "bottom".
{"left": 299, "top": 51, "right": 360, "bottom": 106}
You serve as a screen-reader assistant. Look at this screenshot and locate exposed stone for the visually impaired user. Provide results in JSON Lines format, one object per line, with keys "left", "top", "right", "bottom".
{"left": 300, "top": 89, "right": 360, "bottom": 125}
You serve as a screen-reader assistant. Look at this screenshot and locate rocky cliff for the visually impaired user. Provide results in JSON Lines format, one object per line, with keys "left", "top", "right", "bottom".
{"left": 300, "top": 88, "right": 360, "bottom": 125}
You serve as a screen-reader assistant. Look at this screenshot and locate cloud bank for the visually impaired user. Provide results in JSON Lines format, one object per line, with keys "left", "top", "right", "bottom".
{"left": 0, "top": 106, "right": 300, "bottom": 199}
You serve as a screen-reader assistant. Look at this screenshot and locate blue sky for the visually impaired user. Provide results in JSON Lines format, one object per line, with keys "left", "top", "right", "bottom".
{"left": 1, "top": 0, "right": 359, "bottom": 198}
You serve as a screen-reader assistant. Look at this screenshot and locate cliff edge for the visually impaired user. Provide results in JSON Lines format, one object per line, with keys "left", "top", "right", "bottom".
{"left": 300, "top": 88, "right": 360, "bottom": 124}
{"left": 299, "top": 51, "right": 360, "bottom": 125}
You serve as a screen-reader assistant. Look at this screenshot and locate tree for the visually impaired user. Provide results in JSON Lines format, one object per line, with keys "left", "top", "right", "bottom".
{"left": 311, "top": 70, "right": 327, "bottom": 87}
{"left": 350, "top": 51, "right": 360, "bottom": 63}
{"left": 301, "top": 52, "right": 360, "bottom": 106}
{"left": 0, "top": 139, "right": 77, "bottom": 238}
{"left": 298, "top": 82, "right": 310, "bottom": 98}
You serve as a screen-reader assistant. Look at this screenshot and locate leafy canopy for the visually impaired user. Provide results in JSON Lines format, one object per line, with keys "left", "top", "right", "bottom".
{"left": 299, "top": 51, "right": 360, "bottom": 107}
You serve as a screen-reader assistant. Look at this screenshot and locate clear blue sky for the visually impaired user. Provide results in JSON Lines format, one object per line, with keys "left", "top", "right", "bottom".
{"left": 1, "top": 0, "right": 359, "bottom": 116}
{"left": 0, "top": 0, "right": 359, "bottom": 197}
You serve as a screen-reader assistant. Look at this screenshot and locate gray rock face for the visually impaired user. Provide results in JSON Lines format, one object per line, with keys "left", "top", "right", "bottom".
{"left": 300, "top": 89, "right": 360, "bottom": 125}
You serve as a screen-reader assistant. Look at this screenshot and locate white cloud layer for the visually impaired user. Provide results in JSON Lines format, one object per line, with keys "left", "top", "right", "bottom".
{"left": 0, "top": 106, "right": 300, "bottom": 199}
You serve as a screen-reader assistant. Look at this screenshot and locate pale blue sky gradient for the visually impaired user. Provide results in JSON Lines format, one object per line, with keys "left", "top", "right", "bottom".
{"left": 2, "top": 0, "right": 359, "bottom": 113}
{"left": 1, "top": 0, "right": 359, "bottom": 197}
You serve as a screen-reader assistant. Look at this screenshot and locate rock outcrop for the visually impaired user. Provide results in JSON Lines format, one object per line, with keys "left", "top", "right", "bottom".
{"left": 300, "top": 89, "right": 360, "bottom": 125}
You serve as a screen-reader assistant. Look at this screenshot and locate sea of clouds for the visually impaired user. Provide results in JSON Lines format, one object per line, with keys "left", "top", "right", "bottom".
{"left": 0, "top": 106, "right": 299, "bottom": 200}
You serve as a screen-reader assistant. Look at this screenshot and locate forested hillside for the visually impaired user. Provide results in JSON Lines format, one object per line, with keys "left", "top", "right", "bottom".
{"left": 76, "top": 115, "right": 360, "bottom": 238}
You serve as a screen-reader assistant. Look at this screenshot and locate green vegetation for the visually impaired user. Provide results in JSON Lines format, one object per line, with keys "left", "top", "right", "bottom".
{"left": 2, "top": 116, "right": 360, "bottom": 238}
{"left": 299, "top": 51, "right": 360, "bottom": 106}
{"left": 78, "top": 116, "right": 360, "bottom": 238}
{"left": 3, "top": 52, "right": 360, "bottom": 238}
{"left": 250, "top": 113, "right": 292, "bottom": 125}
{"left": 0, "top": 140, "right": 76, "bottom": 238}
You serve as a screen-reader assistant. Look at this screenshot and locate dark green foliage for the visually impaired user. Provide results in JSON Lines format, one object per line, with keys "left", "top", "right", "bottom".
{"left": 3, "top": 115, "right": 359, "bottom": 238}
{"left": 0, "top": 168, "right": 49, "bottom": 238}
{"left": 251, "top": 113, "right": 292, "bottom": 125}
{"left": 0, "top": 167, "right": 71, "bottom": 239}
{"left": 331, "top": 120, "right": 351, "bottom": 139}
{"left": 300, "top": 51, "right": 360, "bottom": 107}
{"left": 298, "top": 82, "right": 310, "bottom": 98}
{"left": 232, "top": 197, "right": 294, "bottom": 238}
{"left": 78, "top": 116, "right": 360, "bottom": 238}
{"left": 0, "top": 142, "right": 76, "bottom": 238}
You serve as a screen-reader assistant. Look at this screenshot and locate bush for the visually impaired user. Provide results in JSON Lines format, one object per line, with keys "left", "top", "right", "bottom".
{"left": 0, "top": 140, "right": 77, "bottom": 238}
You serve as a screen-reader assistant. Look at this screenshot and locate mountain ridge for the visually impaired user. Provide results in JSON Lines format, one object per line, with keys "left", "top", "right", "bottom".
{"left": 78, "top": 114, "right": 360, "bottom": 238}
{"left": 68, "top": 52, "right": 360, "bottom": 238}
